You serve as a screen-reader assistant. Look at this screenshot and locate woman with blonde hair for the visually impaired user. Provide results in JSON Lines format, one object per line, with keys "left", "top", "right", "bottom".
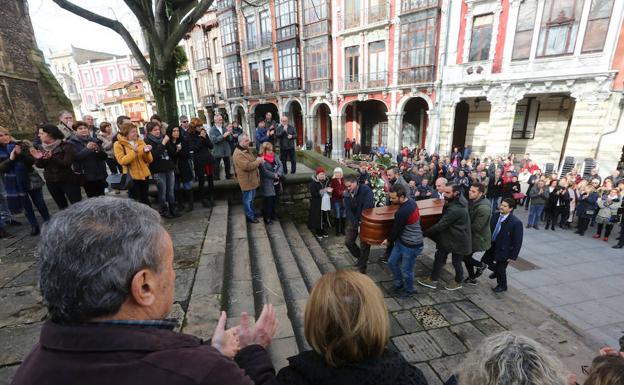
{"left": 447, "top": 332, "right": 569, "bottom": 385}
{"left": 277, "top": 270, "right": 428, "bottom": 385}
{"left": 113, "top": 122, "right": 153, "bottom": 205}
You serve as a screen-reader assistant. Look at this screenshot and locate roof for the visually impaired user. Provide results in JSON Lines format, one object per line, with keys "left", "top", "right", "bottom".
{"left": 106, "top": 81, "right": 132, "bottom": 91}
{"left": 48, "top": 46, "right": 126, "bottom": 64}
{"left": 101, "top": 96, "right": 120, "bottom": 104}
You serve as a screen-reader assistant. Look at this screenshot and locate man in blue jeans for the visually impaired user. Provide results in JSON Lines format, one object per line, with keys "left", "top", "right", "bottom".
{"left": 382, "top": 184, "right": 424, "bottom": 297}
{"left": 232, "top": 134, "right": 264, "bottom": 223}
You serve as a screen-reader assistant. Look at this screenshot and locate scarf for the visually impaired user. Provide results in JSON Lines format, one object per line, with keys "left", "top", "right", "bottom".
{"left": 41, "top": 140, "right": 62, "bottom": 152}
{"left": 264, "top": 152, "right": 275, "bottom": 163}
{"left": 147, "top": 133, "right": 162, "bottom": 144}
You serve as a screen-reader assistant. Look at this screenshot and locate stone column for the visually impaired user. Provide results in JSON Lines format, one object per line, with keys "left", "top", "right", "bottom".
{"left": 437, "top": 101, "right": 456, "bottom": 156}
{"left": 248, "top": 112, "right": 256, "bottom": 142}
{"left": 304, "top": 114, "right": 316, "bottom": 148}
{"left": 386, "top": 111, "right": 402, "bottom": 156}
{"left": 330, "top": 114, "right": 343, "bottom": 160}
{"left": 426, "top": 107, "right": 440, "bottom": 154}
{"left": 485, "top": 98, "right": 516, "bottom": 156}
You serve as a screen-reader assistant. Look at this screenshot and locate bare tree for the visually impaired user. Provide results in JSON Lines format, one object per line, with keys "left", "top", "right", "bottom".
{"left": 51, "top": 0, "right": 214, "bottom": 125}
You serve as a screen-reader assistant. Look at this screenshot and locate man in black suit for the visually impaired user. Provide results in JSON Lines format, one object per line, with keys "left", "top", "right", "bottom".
{"left": 479, "top": 197, "right": 523, "bottom": 293}
{"left": 276, "top": 115, "right": 297, "bottom": 174}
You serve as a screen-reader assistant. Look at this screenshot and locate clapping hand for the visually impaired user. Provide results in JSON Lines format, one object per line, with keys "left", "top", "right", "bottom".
{"left": 162, "top": 135, "right": 170, "bottom": 145}
{"left": 211, "top": 311, "right": 240, "bottom": 359}
{"left": 9, "top": 145, "right": 21, "bottom": 160}
{"left": 87, "top": 142, "right": 98, "bottom": 151}
{"left": 234, "top": 304, "right": 278, "bottom": 349}
{"left": 144, "top": 144, "right": 152, "bottom": 152}
{"left": 30, "top": 148, "right": 43, "bottom": 159}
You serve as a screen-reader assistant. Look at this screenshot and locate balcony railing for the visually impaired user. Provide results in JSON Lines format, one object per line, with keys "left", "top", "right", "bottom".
{"left": 343, "top": 12, "right": 361, "bottom": 29}
{"left": 200, "top": 94, "right": 217, "bottom": 106}
{"left": 276, "top": 24, "right": 299, "bottom": 42}
{"left": 367, "top": 4, "right": 387, "bottom": 23}
{"left": 226, "top": 86, "right": 244, "bottom": 98}
{"left": 364, "top": 71, "right": 387, "bottom": 88}
{"left": 242, "top": 33, "right": 273, "bottom": 51}
{"left": 260, "top": 32, "right": 272, "bottom": 47}
{"left": 303, "top": 19, "right": 330, "bottom": 39}
{"left": 343, "top": 74, "right": 361, "bottom": 90}
{"left": 244, "top": 81, "right": 262, "bottom": 96}
{"left": 277, "top": 77, "right": 302, "bottom": 91}
{"left": 216, "top": 0, "right": 235, "bottom": 11}
{"left": 401, "top": 0, "right": 439, "bottom": 15}
{"left": 398, "top": 65, "right": 435, "bottom": 85}
{"left": 222, "top": 41, "right": 240, "bottom": 56}
{"left": 306, "top": 78, "right": 333, "bottom": 93}
{"left": 194, "top": 57, "right": 212, "bottom": 71}
{"left": 242, "top": 37, "right": 258, "bottom": 51}
{"left": 264, "top": 81, "right": 276, "bottom": 93}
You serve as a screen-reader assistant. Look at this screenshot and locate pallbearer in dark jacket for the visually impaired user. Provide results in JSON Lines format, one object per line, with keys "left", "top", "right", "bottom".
{"left": 383, "top": 184, "right": 424, "bottom": 297}
{"left": 463, "top": 183, "right": 492, "bottom": 284}
{"left": 276, "top": 115, "right": 297, "bottom": 174}
{"left": 481, "top": 198, "right": 524, "bottom": 293}
{"left": 343, "top": 174, "right": 375, "bottom": 273}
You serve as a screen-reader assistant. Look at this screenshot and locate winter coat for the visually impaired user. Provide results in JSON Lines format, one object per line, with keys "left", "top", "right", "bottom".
{"left": 113, "top": 136, "right": 153, "bottom": 181}
{"left": 488, "top": 212, "right": 524, "bottom": 262}
{"left": 233, "top": 145, "right": 263, "bottom": 191}
{"left": 344, "top": 184, "right": 375, "bottom": 226}
{"left": 188, "top": 132, "right": 214, "bottom": 170}
{"left": 576, "top": 191, "right": 599, "bottom": 218}
{"left": 424, "top": 195, "right": 472, "bottom": 255}
{"left": 0, "top": 142, "right": 36, "bottom": 212}
{"left": 255, "top": 126, "right": 274, "bottom": 151}
{"left": 168, "top": 138, "right": 193, "bottom": 183}
{"left": 11, "top": 321, "right": 277, "bottom": 385}
{"left": 546, "top": 186, "right": 570, "bottom": 212}
{"left": 57, "top": 122, "right": 74, "bottom": 139}
{"left": 208, "top": 125, "right": 232, "bottom": 158}
{"left": 97, "top": 133, "right": 115, "bottom": 158}
{"left": 259, "top": 157, "right": 283, "bottom": 197}
{"left": 308, "top": 176, "right": 330, "bottom": 230}
{"left": 330, "top": 178, "right": 346, "bottom": 204}
{"left": 276, "top": 124, "right": 297, "bottom": 150}
{"left": 276, "top": 349, "right": 429, "bottom": 385}
{"left": 145, "top": 135, "right": 176, "bottom": 174}
{"left": 34, "top": 142, "right": 77, "bottom": 184}
{"left": 386, "top": 176, "right": 411, "bottom": 205}
{"left": 469, "top": 196, "right": 492, "bottom": 252}
{"left": 486, "top": 177, "right": 503, "bottom": 199}
{"left": 596, "top": 195, "right": 620, "bottom": 221}
{"left": 230, "top": 127, "right": 244, "bottom": 152}
{"left": 529, "top": 186, "right": 549, "bottom": 205}
{"left": 68, "top": 135, "right": 108, "bottom": 182}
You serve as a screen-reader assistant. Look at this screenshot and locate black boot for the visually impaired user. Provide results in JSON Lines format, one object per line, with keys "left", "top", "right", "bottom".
{"left": 340, "top": 218, "right": 346, "bottom": 235}
{"left": 176, "top": 190, "right": 185, "bottom": 211}
{"left": 30, "top": 225, "right": 40, "bottom": 236}
{"left": 169, "top": 204, "right": 181, "bottom": 218}
{"left": 335, "top": 218, "right": 341, "bottom": 236}
{"left": 185, "top": 190, "right": 194, "bottom": 212}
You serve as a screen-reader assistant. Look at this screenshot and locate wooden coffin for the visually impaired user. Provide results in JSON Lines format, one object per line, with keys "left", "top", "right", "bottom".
{"left": 359, "top": 198, "right": 445, "bottom": 245}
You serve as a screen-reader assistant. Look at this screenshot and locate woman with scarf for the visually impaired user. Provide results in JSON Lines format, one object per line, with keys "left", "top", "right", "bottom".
{"left": 97, "top": 122, "right": 121, "bottom": 175}
{"left": 0, "top": 127, "right": 51, "bottom": 235}
{"left": 187, "top": 118, "right": 214, "bottom": 209}
{"left": 167, "top": 126, "right": 193, "bottom": 212}
{"left": 145, "top": 122, "right": 178, "bottom": 218}
{"left": 30, "top": 124, "right": 82, "bottom": 210}
{"left": 68, "top": 121, "right": 108, "bottom": 197}
{"left": 113, "top": 122, "right": 153, "bottom": 205}
{"left": 258, "top": 142, "right": 283, "bottom": 225}
{"left": 309, "top": 167, "right": 332, "bottom": 239}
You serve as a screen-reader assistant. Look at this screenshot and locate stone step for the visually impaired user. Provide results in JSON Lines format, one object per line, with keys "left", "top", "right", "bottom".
{"left": 182, "top": 201, "right": 228, "bottom": 340}
{"left": 294, "top": 224, "right": 338, "bottom": 274}
{"left": 223, "top": 205, "right": 255, "bottom": 324}
{"left": 281, "top": 221, "right": 325, "bottom": 291}
{"left": 248, "top": 220, "right": 298, "bottom": 370}
{"left": 265, "top": 221, "right": 312, "bottom": 352}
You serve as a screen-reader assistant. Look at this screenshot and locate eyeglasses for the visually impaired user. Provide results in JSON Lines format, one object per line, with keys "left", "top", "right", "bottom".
{"left": 182, "top": 121, "right": 188, "bottom": 123}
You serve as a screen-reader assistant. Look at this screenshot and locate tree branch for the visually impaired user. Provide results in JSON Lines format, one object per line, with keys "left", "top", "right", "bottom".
{"left": 123, "top": 0, "right": 156, "bottom": 38}
{"left": 51, "top": 0, "right": 150, "bottom": 74}
{"left": 164, "top": 0, "right": 214, "bottom": 56}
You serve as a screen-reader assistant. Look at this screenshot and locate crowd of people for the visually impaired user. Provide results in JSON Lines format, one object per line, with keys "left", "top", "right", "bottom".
{"left": 10, "top": 197, "right": 624, "bottom": 385}
{"left": 0, "top": 109, "right": 306, "bottom": 237}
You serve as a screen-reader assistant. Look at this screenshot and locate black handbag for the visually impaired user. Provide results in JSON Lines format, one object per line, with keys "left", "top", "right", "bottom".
{"left": 106, "top": 146, "right": 134, "bottom": 190}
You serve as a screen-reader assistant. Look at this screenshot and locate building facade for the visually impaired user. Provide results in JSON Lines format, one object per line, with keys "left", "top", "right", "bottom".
{"left": 175, "top": 70, "right": 197, "bottom": 118}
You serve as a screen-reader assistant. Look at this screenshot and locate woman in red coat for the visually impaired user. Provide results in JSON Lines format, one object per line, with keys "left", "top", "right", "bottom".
{"left": 330, "top": 167, "right": 347, "bottom": 236}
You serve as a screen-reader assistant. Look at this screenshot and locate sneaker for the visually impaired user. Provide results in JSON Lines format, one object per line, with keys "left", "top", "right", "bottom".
{"left": 380, "top": 255, "right": 389, "bottom": 264}
{"left": 592, "top": 234, "right": 600, "bottom": 239}
{"left": 533, "top": 225, "right": 539, "bottom": 230}
{"left": 463, "top": 278, "right": 478, "bottom": 286}
{"left": 445, "top": 281, "right": 462, "bottom": 291}
{"left": 604, "top": 237, "right": 609, "bottom": 242}
{"left": 474, "top": 262, "right": 487, "bottom": 278}
{"left": 417, "top": 277, "right": 438, "bottom": 289}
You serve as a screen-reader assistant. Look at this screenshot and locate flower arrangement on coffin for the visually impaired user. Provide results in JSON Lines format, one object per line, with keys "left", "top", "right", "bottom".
{"left": 362, "top": 161, "right": 389, "bottom": 207}
{"left": 375, "top": 153, "right": 394, "bottom": 169}
{"left": 352, "top": 153, "right": 364, "bottom": 162}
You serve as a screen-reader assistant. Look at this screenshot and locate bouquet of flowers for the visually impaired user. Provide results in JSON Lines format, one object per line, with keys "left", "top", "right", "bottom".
{"left": 375, "top": 153, "right": 394, "bottom": 169}
{"left": 363, "top": 162, "right": 389, "bottom": 207}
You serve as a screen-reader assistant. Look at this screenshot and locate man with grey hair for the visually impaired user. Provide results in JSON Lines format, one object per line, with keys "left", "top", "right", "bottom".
{"left": 233, "top": 134, "right": 264, "bottom": 223}
{"left": 57, "top": 110, "right": 74, "bottom": 139}
{"left": 209, "top": 114, "right": 233, "bottom": 180}
{"left": 179, "top": 115, "right": 190, "bottom": 138}
{"left": 12, "top": 197, "right": 279, "bottom": 385}
{"left": 82, "top": 114, "right": 97, "bottom": 138}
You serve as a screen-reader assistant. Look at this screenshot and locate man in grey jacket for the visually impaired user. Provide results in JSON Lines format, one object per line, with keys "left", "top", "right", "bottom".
{"left": 463, "top": 182, "right": 492, "bottom": 285}
{"left": 208, "top": 115, "right": 233, "bottom": 180}
{"left": 276, "top": 116, "right": 297, "bottom": 174}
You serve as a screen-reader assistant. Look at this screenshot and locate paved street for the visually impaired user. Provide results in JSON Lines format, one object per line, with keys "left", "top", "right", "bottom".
{"left": 0, "top": 191, "right": 620, "bottom": 383}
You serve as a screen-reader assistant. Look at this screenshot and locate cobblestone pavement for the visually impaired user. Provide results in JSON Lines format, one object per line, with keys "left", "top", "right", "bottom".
{"left": 0, "top": 192, "right": 610, "bottom": 384}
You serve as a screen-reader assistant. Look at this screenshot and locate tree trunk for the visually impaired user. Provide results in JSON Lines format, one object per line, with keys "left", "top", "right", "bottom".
{"left": 149, "top": 58, "right": 179, "bottom": 127}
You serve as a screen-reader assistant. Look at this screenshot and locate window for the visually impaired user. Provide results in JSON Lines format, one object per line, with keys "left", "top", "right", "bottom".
{"left": 216, "top": 72, "right": 223, "bottom": 92}
{"left": 344, "top": 0, "right": 361, "bottom": 28}
{"left": 181, "top": 104, "right": 188, "bottom": 116}
{"left": 259, "top": 11, "right": 272, "bottom": 44}
{"left": 512, "top": 0, "right": 538, "bottom": 60}
{"left": 95, "top": 70, "right": 103, "bottom": 85}
{"left": 469, "top": 14, "right": 493, "bottom": 61}
{"left": 512, "top": 98, "right": 540, "bottom": 139}
{"left": 177, "top": 80, "right": 185, "bottom": 99}
{"left": 246, "top": 15, "right": 257, "bottom": 48}
{"left": 122, "top": 67, "right": 129, "bottom": 80}
{"left": 399, "top": 8, "right": 437, "bottom": 84}
{"left": 582, "top": 0, "right": 614, "bottom": 52}
{"left": 305, "top": 37, "right": 329, "bottom": 81}
{"left": 368, "top": 41, "right": 386, "bottom": 87}
{"left": 83, "top": 71, "right": 92, "bottom": 86}
{"left": 304, "top": 0, "right": 328, "bottom": 24}
{"left": 537, "top": 0, "right": 584, "bottom": 57}
{"left": 345, "top": 46, "right": 360, "bottom": 88}
{"left": 185, "top": 79, "right": 192, "bottom": 95}
{"left": 108, "top": 68, "right": 116, "bottom": 82}
{"left": 262, "top": 59, "right": 274, "bottom": 91}
{"left": 276, "top": 0, "right": 298, "bottom": 28}
{"left": 249, "top": 62, "right": 260, "bottom": 93}
{"left": 87, "top": 94, "right": 94, "bottom": 105}
{"left": 277, "top": 41, "right": 301, "bottom": 87}
{"left": 224, "top": 57, "right": 243, "bottom": 89}
{"left": 221, "top": 15, "right": 239, "bottom": 55}
{"left": 213, "top": 38, "right": 220, "bottom": 63}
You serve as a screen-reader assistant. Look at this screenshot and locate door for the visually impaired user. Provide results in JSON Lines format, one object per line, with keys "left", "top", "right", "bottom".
{"left": 452, "top": 101, "right": 469, "bottom": 151}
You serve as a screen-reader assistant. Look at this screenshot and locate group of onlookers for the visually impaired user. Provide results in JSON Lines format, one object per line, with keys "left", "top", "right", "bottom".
{"left": 11, "top": 195, "right": 624, "bottom": 385}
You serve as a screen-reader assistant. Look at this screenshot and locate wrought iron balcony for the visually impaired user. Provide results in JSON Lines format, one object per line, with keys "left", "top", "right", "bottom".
{"left": 401, "top": 0, "right": 439, "bottom": 15}
{"left": 260, "top": 32, "right": 272, "bottom": 47}
{"left": 216, "top": 0, "right": 235, "bottom": 11}
{"left": 244, "top": 81, "right": 262, "bottom": 96}
{"left": 306, "top": 78, "right": 333, "bottom": 93}
{"left": 264, "top": 81, "right": 276, "bottom": 93}
{"left": 242, "top": 33, "right": 273, "bottom": 51}
{"left": 367, "top": 4, "right": 387, "bottom": 23}
{"left": 342, "top": 74, "right": 361, "bottom": 90}
{"left": 222, "top": 41, "right": 240, "bottom": 56}
{"left": 226, "top": 86, "right": 244, "bottom": 98}
{"left": 398, "top": 65, "right": 435, "bottom": 85}
{"left": 276, "top": 24, "right": 299, "bottom": 42}
{"left": 342, "top": 12, "right": 360, "bottom": 29}
{"left": 364, "top": 71, "right": 387, "bottom": 88}
{"left": 193, "top": 57, "right": 212, "bottom": 71}
{"left": 276, "top": 77, "right": 302, "bottom": 92}
{"left": 200, "top": 94, "right": 217, "bottom": 106}
{"left": 303, "top": 19, "right": 330, "bottom": 39}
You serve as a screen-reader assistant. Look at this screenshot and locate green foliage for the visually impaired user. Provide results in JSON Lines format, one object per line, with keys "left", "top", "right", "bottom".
{"left": 374, "top": 153, "right": 394, "bottom": 169}
{"left": 174, "top": 45, "right": 188, "bottom": 72}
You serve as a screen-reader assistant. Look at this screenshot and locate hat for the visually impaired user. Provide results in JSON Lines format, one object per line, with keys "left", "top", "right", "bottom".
{"left": 333, "top": 167, "right": 343, "bottom": 175}
{"left": 315, "top": 167, "right": 326, "bottom": 175}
